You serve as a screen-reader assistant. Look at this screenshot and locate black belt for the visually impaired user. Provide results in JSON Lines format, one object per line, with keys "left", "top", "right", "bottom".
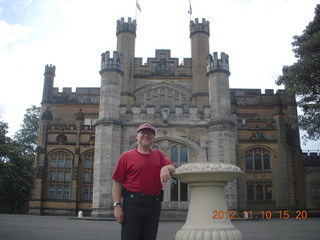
{"left": 122, "top": 188, "right": 163, "bottom": 202}
{"left": 125, "top": 191, "right": 161, "bottom": 202}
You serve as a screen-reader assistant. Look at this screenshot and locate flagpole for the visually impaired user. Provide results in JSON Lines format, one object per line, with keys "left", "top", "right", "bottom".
{"left": 188, "top": 0, "right": 192, "bottom": 22}
{"left": 135, "top": 3, "right": 137, "bottom": 22}
{"left": 135, "top": 0, "right": 141, "bottom": 22}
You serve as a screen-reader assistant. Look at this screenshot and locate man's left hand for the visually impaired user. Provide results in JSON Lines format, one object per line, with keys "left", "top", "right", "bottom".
{"left": 160, "top": 166, "right": 171, "bottom": 185}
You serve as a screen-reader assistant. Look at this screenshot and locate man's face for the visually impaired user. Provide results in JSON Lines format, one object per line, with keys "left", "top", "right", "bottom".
{"left": 136, "top": 129, "right": 155, "bottom": 148}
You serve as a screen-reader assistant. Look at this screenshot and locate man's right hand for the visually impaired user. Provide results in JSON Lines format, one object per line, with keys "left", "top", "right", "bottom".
{"left": 114, "top": 205, "right": 124, "bottom": 224}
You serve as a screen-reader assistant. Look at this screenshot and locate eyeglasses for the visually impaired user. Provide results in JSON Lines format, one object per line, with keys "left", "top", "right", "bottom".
{"left": 138, "top": 130, "right": 155, "bottom": 136}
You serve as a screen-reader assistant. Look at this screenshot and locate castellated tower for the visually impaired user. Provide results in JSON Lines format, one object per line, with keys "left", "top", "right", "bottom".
{"left": 190, "top": 18, "right": 210, "bottom": 108}
{"left": 116, "top": 17, "right": 136, "bottom": 108}
{"left": 206, "top": 52, "right": 238, "bottom": 208}
{"left": 29, "top": 65, "right": 55, "bottom": 215}
{"left": 91, "top": 51, "right": 123, "bottom": 217}
{"left": 42, "top": 64, "right": 56, "bottom": 104}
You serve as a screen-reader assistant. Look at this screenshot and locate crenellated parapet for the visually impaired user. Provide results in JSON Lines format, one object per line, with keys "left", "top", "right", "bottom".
{"left": 49, "top": 87, "right": 100, "bottom": 104}
{"left": 189, "top": 18, "right": 210, "bottom": 37}
{"left": 100, "top": 51, "right": 123, "bottom": 73}
{"left": 44, "top": 64, "right": 56, "bottom": 75}
{"left": 116, "top": 17, "right": 137, "bottom": 36}
{"left": 119, "top": 104, "right": 211, "bottom": 124}
{"left": 206, "top": 52, "right": 230, "bottom": 74}
{"left": 134, "top": 49, "right": 192, "bottom": 78}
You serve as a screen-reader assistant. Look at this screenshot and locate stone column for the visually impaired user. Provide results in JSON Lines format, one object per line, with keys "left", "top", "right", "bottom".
{"left": 91, "top": 51, "right": 123, "bottom": 217}
{"left": 190, "top": 18, "right": 210, "bottom": 108}
{"left": 116, "top": 17, "right": 136, "bottom": 108}
{"left": 73, "top": 109, "right": 84, "bottom": 212}
{"left": 206, "top": 52, "right": 238, "bottom": 209}
{"left": 273, "top": 94, "right": 296, "bottom": 209}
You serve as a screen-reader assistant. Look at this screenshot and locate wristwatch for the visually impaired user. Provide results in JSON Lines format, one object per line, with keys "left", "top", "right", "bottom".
{"left": 113, "top": 202, "right": 121, "bottom": 207}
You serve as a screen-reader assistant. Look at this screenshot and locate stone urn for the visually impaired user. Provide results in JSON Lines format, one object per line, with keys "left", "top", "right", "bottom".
{"left": 173, "top": 162, "right": 244, "bottom": 240}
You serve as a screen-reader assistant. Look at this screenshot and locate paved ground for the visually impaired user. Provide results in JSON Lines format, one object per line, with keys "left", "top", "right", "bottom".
{"left": 0, "top": 214, "right": 319, "bottom": 240}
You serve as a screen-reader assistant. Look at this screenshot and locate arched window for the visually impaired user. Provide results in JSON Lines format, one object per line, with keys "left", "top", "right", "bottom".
{"left": 246, "top": 182, "right": 273, "bottom": 201}
{"left": 263, "top": 154, "right": 270, "bottom": 169}
{"left": 245, "top": 154, "right": 253, "bottom": 170}
{"left": 170, "top": 146, "right": 178, "bottom": 163}
{"left": 47, "top": 151, "right": 73, "bottom": 200}
{"left": 169, "top": 145, "right": 189, "bottom": 202}
{"left": 245, "top": 148, "right": 271, "bottom": 171}
{"left": 180, "top": 146, "right": 188, "bottom": 163}
{"left": 247, "top": 184, "right": 254, "bottom": 200}
{"left": 80, "top": 152, "right": 94, "bottom": 201}
{"left": 152, "top": 140, "right": 192, "bottom": 205}
{"left": 65, "top": 172, "right": 71, "bottom": 181}
{"left": 254, "top": 155, "right": 262, "bottom": 170}
{"left": 170, "top": 178, "right": 188, "bottom": 202}
{"left": 170, "top": 145, "right": 188, "bottom": 165}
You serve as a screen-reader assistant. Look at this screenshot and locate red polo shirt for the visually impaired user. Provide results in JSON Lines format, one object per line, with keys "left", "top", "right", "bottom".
{"left": 112, "top": 148, "right": 172, "bottom": 196}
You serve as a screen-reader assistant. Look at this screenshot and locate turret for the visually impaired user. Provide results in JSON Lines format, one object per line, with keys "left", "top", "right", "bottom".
{"left": 92, "top": 50, "right": 124, "bottom": 218}
{"left": 189, "top": 18, "right": 210, "bottom": 108}
{"left": 116, "top": 17, "right": 136, "bottom": 108}
{"left": 42, "top": 64, "right": 56, "bottom": 104}
{"left": 206, "top": 51, "right": 237, "bottom": 209}
{"left": 206, "top": 52, "right": 231, "bottom": 120}
{"left": 98, "top": 51, "right": 124, "bottom": 119}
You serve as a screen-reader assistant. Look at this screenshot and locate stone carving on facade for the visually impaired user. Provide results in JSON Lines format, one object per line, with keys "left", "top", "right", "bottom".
{"left": 159, "top": 140, "right": 171, "bottom": 150}
{"left": 78, "top": 96, "right": 100, "bottom": 104}
{"left": 152, "top": 59, "right": 175, "bottom": 75}
{"left": 250, "top": 132, "right": 266, "bottom": 141}
{"left": 237, "top": 97, "right": 257, "bottom": 105}
{"left": 136, "top": 86, "right": 189, "bottom": 108}
{"left": 56, "top": 134, "right": 67, "bottom": 144}
{"left": 187, "top": 136, "right": 200, "bottom": 146}
{"left": 175, "top": 162, "right": 241, "bottom": 173}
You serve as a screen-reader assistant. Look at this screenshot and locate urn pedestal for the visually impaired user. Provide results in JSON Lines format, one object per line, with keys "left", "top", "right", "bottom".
{"left": 173, "top": 163, "right": 244, "bottom": 240}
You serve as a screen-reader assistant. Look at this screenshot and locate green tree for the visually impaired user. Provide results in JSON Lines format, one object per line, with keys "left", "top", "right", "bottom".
{"left": 0, "top": 106, "right": 40, "bottom": 213}
{"left": 276, "top": 4, "right": 320, "bottom": 141}
{"left": 14, "top": 105, "right": 41, "bottom": 155}
{"left": 0, "top": 119, "right": 32, "bottom": 212}
{"left": 0, "top": 119, "right": 12, "bottom": 211}
{"left": 0, "top": 120, "right": 11, "bottom": 163}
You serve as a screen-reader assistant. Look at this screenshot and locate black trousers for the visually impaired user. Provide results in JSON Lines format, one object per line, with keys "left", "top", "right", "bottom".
{"left": 121, "top": 193, "right": 161, "bottom": 240}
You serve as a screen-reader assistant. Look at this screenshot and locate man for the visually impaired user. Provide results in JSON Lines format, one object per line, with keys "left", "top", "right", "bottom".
{"left": 112, "top": 123, "right": 175, "bottom": 240}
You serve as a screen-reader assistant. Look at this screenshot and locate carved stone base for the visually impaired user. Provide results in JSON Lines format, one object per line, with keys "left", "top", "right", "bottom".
{"left": 173, "top": 163, "right": 243, "bottom": 240}
{"left": 176, "top": 228, "right": 242, "bottom": 240}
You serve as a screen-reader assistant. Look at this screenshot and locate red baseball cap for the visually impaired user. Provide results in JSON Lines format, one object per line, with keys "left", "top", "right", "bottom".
{"left": 136, "top": 123, "right": 156, "bottom": 135}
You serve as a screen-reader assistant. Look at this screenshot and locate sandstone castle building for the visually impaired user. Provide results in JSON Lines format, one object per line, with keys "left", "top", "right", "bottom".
{"left": 29, "top": 17, "right": 318, "bottom": 217}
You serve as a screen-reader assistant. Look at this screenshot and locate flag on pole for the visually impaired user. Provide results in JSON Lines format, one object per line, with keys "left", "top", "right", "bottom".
{"left": 188, "top": 0, "right": 192, "bottom": 15}
{"left": 136, "top": 0, "right": 141, "bottom": 12}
